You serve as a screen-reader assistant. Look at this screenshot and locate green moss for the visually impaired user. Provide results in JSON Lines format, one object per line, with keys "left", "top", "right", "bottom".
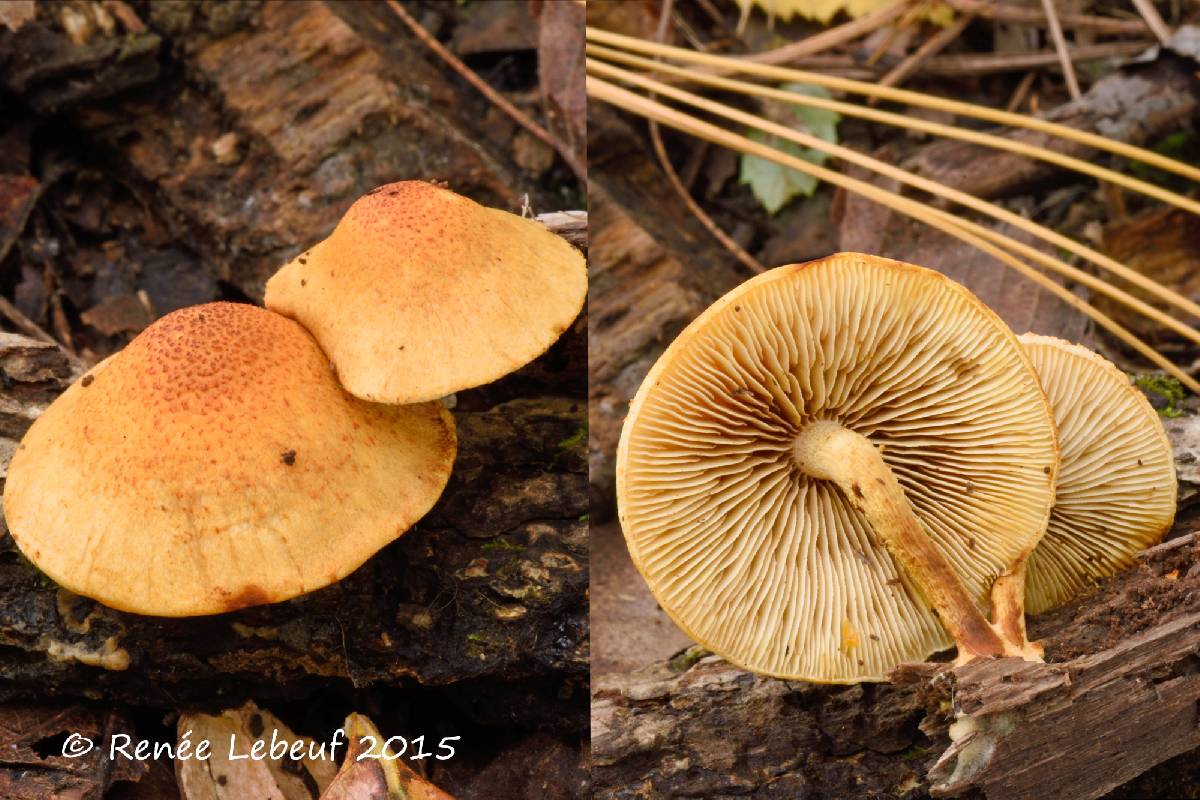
{"left": 481, "top": 537, "right": 524, "bottom": 552}
{"left": 116, "top": 33, "right": 160, "bottom": 63}
{"left": 466, "top": 632, "right": 487, "bottom": 643}
{"left": 558, "top": 424, "right": 588, "bottom": 453}
{"left": 1132, "top": 373, "right": 1187, "bottom": 418}
{"left": 900, "top": 744, "right": 929, "bottom": 761}
{"left": 668, "top": 645, "right": 710, "bottom": 673}
{"left": 1128, "top": 130, "right": 1200, "bottom": 190}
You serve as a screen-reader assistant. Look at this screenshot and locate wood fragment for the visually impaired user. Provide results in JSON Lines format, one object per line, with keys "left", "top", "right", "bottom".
{"left": 874, "top": 12, "right": 974, "bottom": 95}
{"left": 930, "top": 611, "right": 1200, "bottom": 799}
{"left": 946, "top": 0, "right": 1150, "bottom": 35}
{"left": 535, "top": 210, "right": 588, "bottom": 249}
{"left": 1005, "top": 70, "right": 1037, "bottom": 111}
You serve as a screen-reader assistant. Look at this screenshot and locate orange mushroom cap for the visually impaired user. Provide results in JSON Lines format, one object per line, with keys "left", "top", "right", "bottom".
{"left": 264, "top": 181, "right": 587, "bottom": 404}
{"left": 3, "top": 303, "right": 456, "bottom": 616}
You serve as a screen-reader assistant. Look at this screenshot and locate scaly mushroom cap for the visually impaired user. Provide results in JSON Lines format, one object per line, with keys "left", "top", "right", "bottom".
{"left": 617, "top": 253, "right": 1058, "bottom": 682}
{"left": 1020, "top": 334, "right": 1176, "bottom": 614}
{"left": 264, "top": 181, "right": 588, "bottom": 404}
{"left": 3, "top": 303, "right": 456, "bottom": 616}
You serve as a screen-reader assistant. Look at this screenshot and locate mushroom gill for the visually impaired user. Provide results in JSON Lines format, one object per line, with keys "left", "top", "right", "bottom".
{"left": 618, "top": 253, "right": 1057, "bottom": 682}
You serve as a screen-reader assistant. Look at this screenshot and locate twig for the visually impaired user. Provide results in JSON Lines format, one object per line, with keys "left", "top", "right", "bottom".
{"left": 1005, "top": 71, "right": 1038, "bottom": 112}
{"left": 101, "top": 0, "right": 144, "bottom": 33}
{"left": 385, "top": 0, "right": 586, "bottom": 183}
{"left": 694, "top": 0, "right": 735, "bottom": 34}
{"left": 0, "top": 295, "right": 83, "bottom": 369}
{"left": 588, "top": 43, "right": 1200, "bottom": 216}
{"left": 945, "top": 0, "right": 1150, "bottom": 35}
{"left": 755, "top": 41, "right": 1149, "bottom": 76}
{"left": 587, "top": 57, "right": 1200, "bottom": 343}
{"left": 874, "top": 12, "right": 974, "bottom": 95}
{"left": 535, "top": 210, "right": 588, "bottom": 249}
{"left": 928, "top": 41, "right": 1148, "bottom": 75}
{"left": 584, "top": 29, "right": 1200, "bottom": 184}
{"left": 1131, "top": 0, "right": 1172, "bottom": 44}
{"left": 650, "top": 0, "right": 764, "bottom": 275}
{"left": 650, "top": 124, "right": 764, "bottom": 275}
{"left": 1134, "top": 0, "right": 1173, "bottom": 45}
{"left": 743, "top": 0, "right": 912, "bottom": 65}
{"left": 0, "top": 295, "right": 56, "bottom": 347}
{"left": 587, "top": 75, "right": 1200, "bottom": 394}
{"left": 1041, "top": 0, "right": 1081, "bottom": 99}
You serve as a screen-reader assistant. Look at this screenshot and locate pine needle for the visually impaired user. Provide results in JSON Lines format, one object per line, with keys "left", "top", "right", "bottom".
{"left": 587, "top": 52, "right": 1200, "bottom": 332}
{"left": 585, "top": 27, "right": 1200, "bottom": 187}
{"left": 587, "top": 74, "right": 1200, "bottom": 392}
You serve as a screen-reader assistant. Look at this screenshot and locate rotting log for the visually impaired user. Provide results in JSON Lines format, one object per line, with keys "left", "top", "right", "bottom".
{"left": 592, "top": 515, "right": 1200, "bottom": 799}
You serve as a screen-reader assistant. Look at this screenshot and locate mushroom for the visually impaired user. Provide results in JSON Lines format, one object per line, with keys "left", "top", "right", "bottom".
{"left": 3, "top": 302, "right": 457, "bottom": 617}
{"left": 616, "top": 253, "right": 1058, "bottom": 682}
{"left": 990, "top": 334, "right": 1177, "bottom": 647}
{"left": 264, "top": 181, "right": 588, "bottom": 404}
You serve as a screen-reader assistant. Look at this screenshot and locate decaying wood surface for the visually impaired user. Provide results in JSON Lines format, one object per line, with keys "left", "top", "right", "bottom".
{"left": 0, "top": 0, "right": 561, "bottom": 310}
{"left": 0, "top": 704, "right": 147, "bottom": 799}
{"left": 924, "top": 586, "right": 1200, "bottom": 798}
{"left": 0, "top": 2, "right": 588, "bottom": 796}
{"left": 593, "top": 516, "right": 1200, "bottom": 800}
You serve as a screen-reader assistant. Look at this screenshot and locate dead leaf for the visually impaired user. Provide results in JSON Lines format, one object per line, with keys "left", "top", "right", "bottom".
{"left": 0, "top": 173, "right": 39, "bottom": 264}
{"left": 736, "top": 0, "right": 899, "bottom": 25}
{"left": 1098, "top": 207, "right": 1200, "bottom": 342}
{"left": 80, "top": 292, "right": 155, "bottom": 336}
{"left": 321, "top": 714, "right": 454, "bottom": 800}
{"left": 450, "top": 0, "right": 536, "bottom": 56}
{"left": 582, "top": 0, "right": 660, "bottom": 42}
{"left": 176, "top": 702, "right": 337, "bottom": 800}
{"left": 531, "top": 0, "right": 585, "bottom": 178}
{"left": 0, "top": 0, "right": 36, "bottom": 32}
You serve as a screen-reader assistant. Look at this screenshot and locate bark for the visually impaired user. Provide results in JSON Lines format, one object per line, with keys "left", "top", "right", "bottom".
{"left": 592, "top": 520, "right": 1200, "bottom": 800}
{"left": 0, "top": 0, "right": 558, "bottom": 312}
